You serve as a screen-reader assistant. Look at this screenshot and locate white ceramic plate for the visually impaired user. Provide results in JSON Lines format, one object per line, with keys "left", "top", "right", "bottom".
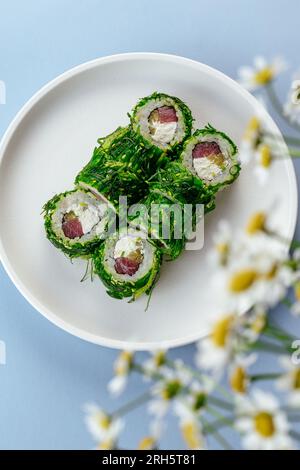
{"left": 0, "top": 53, "right": 297, "bottom": 350}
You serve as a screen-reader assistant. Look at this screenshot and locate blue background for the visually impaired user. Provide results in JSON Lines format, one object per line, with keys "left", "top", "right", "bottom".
{"left": 1, "top": 0, "right": 300, "bottom": 449}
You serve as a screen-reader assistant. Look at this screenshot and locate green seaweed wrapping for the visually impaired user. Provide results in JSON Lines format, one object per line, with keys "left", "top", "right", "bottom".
{"left": 43, "top": 189, "right": 113, "bottom": 258}
{"left": 148, "top": 161, "right": 216, "bottom": 212}
{"left": 75, "top": 142, "right": 147, "bottom": 208}
{"left": 93, "top": 228, "right": 162, "bottom": 301}
{"left": 98, "top": 126, "right": 167, "bottom": 179}
{"left": 180, "top": 125, "right": 240, "bottom": 191}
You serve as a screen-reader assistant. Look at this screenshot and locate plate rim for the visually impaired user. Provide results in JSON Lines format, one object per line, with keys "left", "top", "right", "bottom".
{"left": 0, "top": 52, "right": 298, "bottom": 350}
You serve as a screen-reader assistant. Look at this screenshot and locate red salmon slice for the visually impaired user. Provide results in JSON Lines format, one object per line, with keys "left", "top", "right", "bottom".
{"left": 62, "top": 218, "right": 84, "bottom": 239}
{"left": 114, "top": 257, "right": 140, "bottom": 276}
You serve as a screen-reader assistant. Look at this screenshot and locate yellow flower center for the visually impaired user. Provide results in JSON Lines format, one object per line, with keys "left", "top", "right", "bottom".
{"left": 251, "top": 313, "right": 266, "bottom": 334}
{"left": 246, "top": 211, "right": 266, "bottom": 235}
{"left": 216, "top": 242, "right": 229, "bottom": 255}
{"left": 293, "top": 369, "right": 300, "bottom": 390}
{"left": 244, "top": 116, "right": 261, "bottom": 142}
{"left": 211, "top": 315, "right": 234, "bottom": 347}
{"left": 253, "top": 67, "right": 274, "bottom": 85}
{"left": 138, "top": 436, "right": 155, "bottom": 450}
{"left": 154, "top": 351, "right": 166, "bottom": 367}
{"left": 228, "top": 269, "right": 258, "bottom": 293}
{"left": 216, "top": 243, "right": 229, "bottom": 265}
{"left": 181, "top": 422, "right": 202, "bottom": 450}
{"left": 230, "top": 366, "right": 247, "bottom": 394}
{"left": 254, "top": 412, "right": 275, "bottom": 437}
{"left": 264, "top": 263, "right": 278, "bottom": 280}
{"left": 97, "top": 414, "right": 111, "bottom": 430}
{"left": 259, "top": 144, "right": 272, "bottom": 168}
{"left": 294, "top": 281, "right": 300, "bottom": 301}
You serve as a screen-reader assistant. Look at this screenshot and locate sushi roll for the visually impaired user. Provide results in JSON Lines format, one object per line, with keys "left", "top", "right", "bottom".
{"left": 131, "top": 92, "right": 193, "bottom": 156}
{"left": 75, "top": 144, "right": 147, "bottom": 208}
{"left": 181, "top": 125, "right": 240, "bottom": 190}
{"left": 128, "top": 191, "right": 186, "bottom": 260}
{"left": 43, "top": 188, "right": 113, "bottom": 258}
{"left": 93, "top": 228, "right": 162, "bottom": 300}
{"left": 148, "top": 161, "right": 216, "bottom": 212}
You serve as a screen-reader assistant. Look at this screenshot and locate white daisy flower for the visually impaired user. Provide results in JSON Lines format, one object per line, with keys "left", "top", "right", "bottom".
{"left": 180, "top": 419, "right": 205, "bottom": 450}
{"left": 284, "top": 72, "right": 300, "bottom": 125}
{"left": 235, "top": 389, "right": 293, "bottom": 450}
{"left": 239, "top": 117, "right": 262, "bottom": 165}
{"left": 214, "top": 232, "right": 290, "bottom": 314}
{"left": 83, "top": 403, "right": 124, "bottom": 449}
{"left": 107, "top": 350, "right": 133, "bottom": 397}
{"left": 238, "top": 306, "right": 267, "bottom": 344}
{"left": 174, "top": 381, "right": 211, "bottom": 422}
{"left": 142, "top": 350, "right": 167, "bottom": 379}
{"left": 137, "top": 420, "right": 163, "bottom": 450}
{"left": 210, "top": 220, "right": 233, "bottom": 267}
{"left": 239, "top": 101, "right": 269, "bottom": 162}
{"left": 195, "top": 312, "right": 238, "bottom": 373}
{"left": 253, "top": 143, "right": 273, "bottom": 185}
{"left": 245, "top": 211, "right": 267, "bottom": 236}
{"left": 291, "top": 300, "right": 300, "bottom": 317}
{"left": 238, "top": 56, "right": 287, "bottom": 91}
{"left": 291, "top": 278, "right": 300, "bottom": 317}
{"left": 228, "top": 354, "right": 257, "bottom": 395}
{"left": 255, "top": 130, "right": 289, "bottom": 185}
{"left": 174, "top": 384, "right": 207, "bottom": 450}
{"left": 239, "top": 103, "right": 288, "bottom": 185}
{"left": 148, "top": 363, "right": 192, "bottom": 419}
{"left": 277, "top": 356, "right": 300, "bottom": 407}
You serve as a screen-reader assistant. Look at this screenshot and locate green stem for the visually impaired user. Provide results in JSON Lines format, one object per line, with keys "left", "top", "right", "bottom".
{"left": 249, "top": 373, "right": 281, "bottom": 382}
{"left": 264, "top": 228, "right": 294, "bottom": 248}
{"left": 264, "top": 330, "right": 293, "bottom": 347}
{"left": 132, "top": 362, "right": 163, "bottom": 382}
{"left": 201, "top": 415, "right": 233, "bottom": 450}
{"left": 264, "top": 131, "right": 300, "bottom": 147}
{"left": 289, "top": 148, "right": 300, "bottom": 158}
{"left": 202, "top": 416, "right": 235, "bottom": 433}
{"left": 281, "top": 297, "right": 293, "bottom": 308}
{"left": 206, "top": 405, "right": 233, "bottom": 423}
{"left": 113, "top": 391, "right": 152, "bottom": 418}
{"left": 207, "top": 396, "right": 234, "bottom": 411}
{"left": 251, "top": 339, "right": 288, "bottom": 354}
{"left": 266, "top": 83, "right": 300, "bottom": 133}
{"left": 284, "top": 136, "right": 300, "bottom": 146}
{"left": 265, "top": 322, "right": 295, "bottom": 344}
